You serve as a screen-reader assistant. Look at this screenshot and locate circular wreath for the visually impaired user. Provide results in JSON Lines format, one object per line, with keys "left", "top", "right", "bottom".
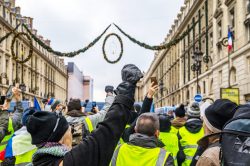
{"left": 102, "top": 33, "right": 123, "bottom": 64}
{"left": 11, "top": 32, "right": 33, "bottom": 64}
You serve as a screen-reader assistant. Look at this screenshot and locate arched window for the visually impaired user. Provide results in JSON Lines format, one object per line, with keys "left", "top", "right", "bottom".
{"left": 230, "top": 67, "right": 237, "bottom": 85}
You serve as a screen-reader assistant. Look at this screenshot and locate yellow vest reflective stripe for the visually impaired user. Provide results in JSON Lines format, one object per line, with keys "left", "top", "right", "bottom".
{"left": 111, "top": 143, "right": 170, "bottom": 166}
{"left": 119, "top": 124, "right": 131, "bottom": 145}
{"left": 159, "top": 129, "right": 179, "bottom": 166}
{"left": 179, "top": 126, "right": 204, "bottom": 166}
{"left": 85, "top": 117, "right": 93, "bottom": 132}
{"left": 15, "top": 148, "right": 37, "bottom": 165}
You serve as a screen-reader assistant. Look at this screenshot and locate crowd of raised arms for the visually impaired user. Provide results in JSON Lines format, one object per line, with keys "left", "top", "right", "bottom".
{"left": 0, "top": 64, "right": 250, "bottom": 166}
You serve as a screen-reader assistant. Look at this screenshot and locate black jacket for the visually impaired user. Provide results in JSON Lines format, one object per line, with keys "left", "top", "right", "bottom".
{"left": 121, "top": 96, "right": 153, "bottom": 142}
{"left": 177, "top": 118, "right": 203, "bottom": 166}
{"left": 32, "top": 95, "right": 133, "bottom": 166}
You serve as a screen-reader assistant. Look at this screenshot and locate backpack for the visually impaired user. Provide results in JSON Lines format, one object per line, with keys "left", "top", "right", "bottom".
{"left": 70, "top": 122, "right": 90, "bottom": 146}
{"left": 220, "top": 105, "right": 250, "bottom": 166}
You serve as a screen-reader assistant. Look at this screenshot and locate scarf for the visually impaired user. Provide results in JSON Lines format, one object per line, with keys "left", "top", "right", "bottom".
{"left": 33, "top": 142, "right": 70, "bottom": 161}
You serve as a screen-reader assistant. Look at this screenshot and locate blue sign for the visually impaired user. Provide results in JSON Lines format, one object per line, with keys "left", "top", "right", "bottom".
{"left": 194, "top": 94, "right": 203, "bottom": 102}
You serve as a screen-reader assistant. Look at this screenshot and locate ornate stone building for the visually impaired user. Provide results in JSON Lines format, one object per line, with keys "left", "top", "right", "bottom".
{"left": 136, "top": 0, "right": 250, "bottom": 107}
{"left": 0, "top": 0, "right": 68, "bottom": 104}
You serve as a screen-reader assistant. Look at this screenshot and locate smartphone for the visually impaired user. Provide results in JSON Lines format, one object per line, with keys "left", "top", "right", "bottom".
{"left": 150, "top": 77, "right": 158, "bottom": 86}
{"left": 92, "top": 101, "right": 97, "bottom": 108}
{"left": 6, "top": 85, "right": 14, "bottom": 100}
{"left": 0, "top": 96, "right": 5, "bottom": 105}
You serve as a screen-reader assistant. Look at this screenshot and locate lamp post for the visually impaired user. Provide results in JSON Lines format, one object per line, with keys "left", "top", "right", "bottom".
{"left": 191, "top": 47, "right": 203, "bottom": 94}
{"left": 159, "top": 80, "right": 164, "bottom": 107}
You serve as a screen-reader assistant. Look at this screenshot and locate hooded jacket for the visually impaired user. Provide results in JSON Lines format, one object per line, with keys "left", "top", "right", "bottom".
{"left": 31, "top": 95, "right": 133, "bottom": 166}
{"left": 177, "top": 118, "right": 203, "bottom": 165}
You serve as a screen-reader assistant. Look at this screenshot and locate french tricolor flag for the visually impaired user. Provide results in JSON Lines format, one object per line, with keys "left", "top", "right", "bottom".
{"left": 228, "top": 27, "right": 233, "bottom": 52}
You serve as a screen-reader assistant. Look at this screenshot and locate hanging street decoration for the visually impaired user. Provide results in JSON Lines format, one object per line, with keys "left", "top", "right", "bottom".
{"left": 102, "top": 33, "right": 123, "bottom": 64}
{"left": 0, "top": 20, "right": 202, "bottom": 64}
{"left": 11, "top": 32, "right": 33, "bottom": 64}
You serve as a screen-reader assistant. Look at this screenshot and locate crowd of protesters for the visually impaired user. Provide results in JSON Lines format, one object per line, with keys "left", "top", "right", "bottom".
{"left": 0, "top": 64, "right": 250, "bottom": 166}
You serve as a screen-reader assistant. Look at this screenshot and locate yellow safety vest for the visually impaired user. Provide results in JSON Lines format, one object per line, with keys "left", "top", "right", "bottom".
{"left": 111, "top": 143, "right": 170, "bottom": 166}
{"left": 15, "top": 148, "right": 37, "bottom": 166}
{"left": 0, "top": 118, "right": 14, "bottom": 162}
{"left": 179, "top": 126, "right": 204, "bottom": 166}
{"left": 159, "top": 128, "right": 179, "bottom": 166}
{"left": 85, "top": 117, "right": 94, "bottom": 132}
{"left": 119, "top": 124, "right": 131, "bottom": 145}
{"left": 170, "top": 126, "right": 178, "bottom": 134}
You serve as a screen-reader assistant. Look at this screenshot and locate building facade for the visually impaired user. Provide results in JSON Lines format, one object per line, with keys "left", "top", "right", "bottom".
{"left": 136, "top": 0, "right": 250, "bottom": 107}
{"left": 83, "top": 76, "right": 93, "bottom": 102}
{"left": 67, "top": 62, "right": 84, "bottom": 100}
{"left": 0, "top": 0, "right": 68, "bottom": 104}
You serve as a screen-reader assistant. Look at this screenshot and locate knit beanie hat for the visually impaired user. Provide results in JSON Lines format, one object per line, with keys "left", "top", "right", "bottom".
{"left": 26, "top": 111, "right": 69, "bottom": 145}
{"left": 50, "top": 99, "right": 61, "bottom": 111}
{"left": 203, "top": 99, "right": 237, "bottom": 133}
{"left": 175, "top": 104, "right": 186, "bottom": 118}
{"left": 187, "top": 102, "right": 200, "bottom": 118}
{"left": 67, "top": 99, "right": 81, "bottom": 112}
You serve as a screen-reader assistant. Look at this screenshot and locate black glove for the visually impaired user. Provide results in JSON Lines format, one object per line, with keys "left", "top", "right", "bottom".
{"left": 115, "top": 64, "right": 143, "bottom": 99}
{"left": 121, "top": 64, "right": 143, "bottom": 84}
{"left": 105, "top": 85, "right": 114, "bottom": 94}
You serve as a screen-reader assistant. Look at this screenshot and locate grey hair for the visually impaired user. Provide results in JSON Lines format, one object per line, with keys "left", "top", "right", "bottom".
{"left": 135, "top": 113, "right": 159, "bottom": 136}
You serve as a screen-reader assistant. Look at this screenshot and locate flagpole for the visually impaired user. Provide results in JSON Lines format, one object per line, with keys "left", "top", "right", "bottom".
{"left": 228, "top": 25, "right": 232, "bottom": 88}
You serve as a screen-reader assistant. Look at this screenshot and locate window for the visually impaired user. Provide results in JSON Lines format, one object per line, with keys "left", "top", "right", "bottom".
{"left": 230, "top": 67, "right": 237, "bottom": 85}
{"left": 217, "top": 20, "right": 222, "bottom": 40}
{"left": 229, "top": 8, "right": 235, "bottom": 41}
{"left": 203, "top": 81, "right": 206, "bottom": 94}
{"left": 247, "top": 57, "right": 250, "bottom": 73}
{"left": 219, "top": 70, "right": 222, "bottom": 84}
{"left": 209, "top": 79, "right": 213, "bottom": 94}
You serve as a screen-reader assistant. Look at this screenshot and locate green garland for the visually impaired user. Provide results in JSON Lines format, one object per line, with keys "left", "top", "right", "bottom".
{"left": 113, "top": 20, "right": 199, "bottom": 50}
{"left": 22, "top": 24, "right": 111, "bottom": 57}
{"left": 0, "top": 20, "right": 202, "bottom": 64}
{"left": 11, "top": 32, "right": 33, "bottom": 64}
{"left": 102, "top": 33, "right": 123, "bottom": 64}
{"left": 0, "top": 24, "right": 20, "bottom": 44}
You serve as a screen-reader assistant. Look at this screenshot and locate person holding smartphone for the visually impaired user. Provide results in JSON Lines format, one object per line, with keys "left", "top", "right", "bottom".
{"left": 0, "top": 87, "right": 23, "bottom": 163}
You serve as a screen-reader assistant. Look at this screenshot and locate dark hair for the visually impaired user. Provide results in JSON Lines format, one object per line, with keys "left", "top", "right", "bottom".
{"left": 135, "top": 113, "right": 159, "bottom": 136}
{"left": 159, "top": 114, "right": 171, "bottom": 132}
{"left": 67, "top": 99, "right": 81, "bottom": 112}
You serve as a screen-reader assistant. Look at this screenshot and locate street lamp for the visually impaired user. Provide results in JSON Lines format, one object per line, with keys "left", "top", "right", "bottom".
{"left": 159, "top": 80, "right": 164, "bottom": 107}
{"left": 191, "top": 47, "right": 203, "bottom": 94}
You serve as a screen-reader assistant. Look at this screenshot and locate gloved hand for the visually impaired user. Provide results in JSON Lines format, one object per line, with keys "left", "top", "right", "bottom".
{"left": 121, "top": 64, "right": 143, "bottom": 84}
{"left": 115, "top": 64, "right": 143, "bottom": 99}
{"left": 105, "top": 85, "right": 114, "bottom": 94}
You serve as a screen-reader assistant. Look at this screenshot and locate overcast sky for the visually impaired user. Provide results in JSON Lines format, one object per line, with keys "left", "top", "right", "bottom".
{"left": 16, "top": 0, "right": 184, "bottom": 101}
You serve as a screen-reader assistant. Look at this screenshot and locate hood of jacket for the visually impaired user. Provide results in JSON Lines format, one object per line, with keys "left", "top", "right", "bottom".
{"left": 171, "top": 117, "right": 186, "bottom": 129}
{"left": 185, "top": 118, "right": 203, "bottom": 133}
{"left": 129, "top": 133, "right": 159, "bottom": 148}
{"left": 66, "top": 109, "right": 87, "bottom": 117}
